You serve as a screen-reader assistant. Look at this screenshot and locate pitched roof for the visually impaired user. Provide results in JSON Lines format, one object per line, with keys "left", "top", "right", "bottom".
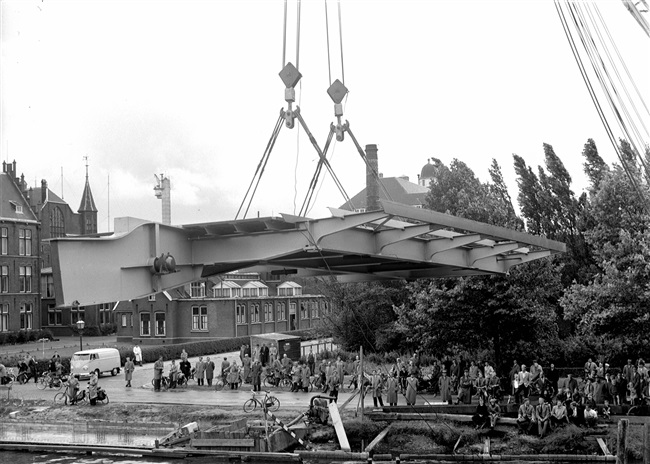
{"left": 339, "top": 176, "right": 429, "bottom": 211}
{"left": 0, "top": 172, "right": 38, "bottom": 222}
{"left": 78, "top": 177, "right": 97, "bottom": 212}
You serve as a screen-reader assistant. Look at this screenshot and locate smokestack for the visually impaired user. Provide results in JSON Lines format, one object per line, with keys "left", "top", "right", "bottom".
{"left": 365, "top": 144, "right": 380, "bottom": 211}
{"left": 41, "top": 180, "right": 48, "bottom": 204}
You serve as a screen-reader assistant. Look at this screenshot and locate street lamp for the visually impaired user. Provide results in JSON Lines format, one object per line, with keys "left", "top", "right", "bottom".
{"left": 76, "top": 319, "right": 85, "bottom": 351}
{"left": 73, "top": 299, "right": 84, "bottom": 351}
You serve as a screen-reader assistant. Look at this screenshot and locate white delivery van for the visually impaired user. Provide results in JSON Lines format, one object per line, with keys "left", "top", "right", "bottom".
{"left": 71, "top": 348, "right": 121, "bottom": 378}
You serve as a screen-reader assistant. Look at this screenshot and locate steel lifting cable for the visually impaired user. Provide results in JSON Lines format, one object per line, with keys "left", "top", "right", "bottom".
{"left": 555, "top": 2, "right": 635, "bottom": 182}
{"left": 324, "top": 0, "right": 332, "bottom": 86}
{"left": 300, "top": 128, "right": 336, "bottom": 216}
{"left": 569, "top": 2, "right": 650, "bottom": 186}
{"left": 235, "top": 113, "right": 284, "bottom": 220}
{"left": 338, "top": 0, "right": 345, "bottom": 85}
{"left": 282, "top": 0, "right": 288, "bottom": 68}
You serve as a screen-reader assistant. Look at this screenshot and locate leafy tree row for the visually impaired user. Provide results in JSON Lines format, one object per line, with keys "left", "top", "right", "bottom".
{"left": 319, "top": 139, "right": 650, "bottom": 373}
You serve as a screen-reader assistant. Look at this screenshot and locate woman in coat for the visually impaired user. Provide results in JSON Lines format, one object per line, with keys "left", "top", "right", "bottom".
{"left": 242, "top": 354, "right": 252, "bottom": 384}
{"left": 88, "top": 371, "right": 99, "bottom": 405}
{"left": 405, "top": 373, "right": 418, "bottom": 405}
{"left": 386, "top": 373, "right": 399, "bottom": 406}
{"left": 301, "top": 363, "right": 311, "bottom": 392}
{"left": 124, "top": 356, "right": 135, "bottom": 388}
{"left": 227, "top": 363, "right": 240, "bottom": 389}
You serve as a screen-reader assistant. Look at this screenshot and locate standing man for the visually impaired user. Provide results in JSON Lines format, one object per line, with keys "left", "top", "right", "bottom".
{"left": 220, "top": 357, "right": 231, "bottom": 385}
{"left": 133, "top": 344, "right": 143, "bottom": 367}
{"left": 195, "top": 357, "right": 205, "bottom": 386}
{"left": 261, "top": 344, "right": 270, "bottom": 367}
{"left": 28, "top": 353, "right": 37, "bottom": 383}
{"left": 509, "top": 359, "right": 520, "bottom": 396}
{"left": 307, "top": 349, "right": 316, "bottom": 376}
{"left": 153, "top": 356, "right": 164, "bottom": 392}
{"left": 242, "top": 354, "right": 252, "bottom": 384}
{"left": 205, "top": 357, "right": 215, "bottom": 386}
{"left": 269, "top": 344, "right": 278, "bottom": 364}
{"left": 386, "top": 373, "right": 399, "bottom": 406}
{"left": 371, "top": 370, "right": 384, "bottom": 407}
{"left": 251, "top": 359, "right": 262, "bottom": 392}
{"left": 124, "top": 355, "right": 135, "bottom": 388}
{"left": 547, "top": 363, "right": 560, "bottom": 394}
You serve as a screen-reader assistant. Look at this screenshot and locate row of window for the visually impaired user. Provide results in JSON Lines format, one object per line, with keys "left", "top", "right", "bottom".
{"left": 1, "top": 265, "right": 33, "bottom": 293}
{"left": 193, "top": 281, "right": 303, "bottom": 299}
{"left": 131, "top": 300, "right": 330, "bottom": 336}
{"left": 0, "top": 302, "right": 34, "bottom": 331}
{"left": 1, "top": 227, "right": 33, "bottom": 256}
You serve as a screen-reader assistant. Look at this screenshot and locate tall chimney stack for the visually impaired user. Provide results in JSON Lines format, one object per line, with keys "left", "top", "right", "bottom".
{"left": 365, "top": 144, "right": 380, "bottom": 211}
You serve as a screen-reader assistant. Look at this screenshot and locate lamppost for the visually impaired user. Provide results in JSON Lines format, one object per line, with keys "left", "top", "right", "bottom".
{"left": 73, "top": 300, "right": 84, "bottom": 351}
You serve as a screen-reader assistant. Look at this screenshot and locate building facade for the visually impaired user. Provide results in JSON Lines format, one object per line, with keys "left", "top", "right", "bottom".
{"left": 116, "top": 272, "right": 330, "bottom": 345}
{"left": 0, "top": 161, "right": 41, "bottom": 332}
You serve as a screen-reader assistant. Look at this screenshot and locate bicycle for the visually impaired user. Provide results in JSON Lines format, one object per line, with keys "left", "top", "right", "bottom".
{"left": 152, "top": 377, "right": 170, "bottom": 391}
{"left": 54, "top": 380, "right": 87, "bottom": 405}
{"left": 37, "top": 373, "right": 66, "bottom": 390}
{"left": 627, "top": 396, "right": 650, "bottom": 416}
{"left": 243, "top": 390, "right": 280, "bottom": 413}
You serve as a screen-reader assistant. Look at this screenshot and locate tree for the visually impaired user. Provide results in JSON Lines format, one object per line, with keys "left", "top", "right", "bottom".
{"left": 316, "top": 279, "right": 409, "bottom": 352}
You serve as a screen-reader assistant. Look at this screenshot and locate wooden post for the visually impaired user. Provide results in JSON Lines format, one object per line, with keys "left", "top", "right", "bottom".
{"left": 643, "top": 422, "right": 650, "bottom": 464}
{"left": 359, "top": 346, "right": 364, "bottom": 422}
{"left": 616, "top": 419, "right": 628, "bottom": 464}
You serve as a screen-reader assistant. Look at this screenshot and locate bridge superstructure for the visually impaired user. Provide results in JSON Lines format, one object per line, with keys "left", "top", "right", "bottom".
{"left": 51, "top": 200, "right": 565, "bottom": 307}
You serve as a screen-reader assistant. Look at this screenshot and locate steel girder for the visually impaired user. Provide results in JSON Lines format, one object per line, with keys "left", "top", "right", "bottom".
{"left": 50, "top": 200, "right": 565, "bottom": 306}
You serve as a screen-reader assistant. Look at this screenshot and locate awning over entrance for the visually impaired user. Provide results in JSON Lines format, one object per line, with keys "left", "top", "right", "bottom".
{"left": 50, "top": 200, "right": 565, "bottom": 306}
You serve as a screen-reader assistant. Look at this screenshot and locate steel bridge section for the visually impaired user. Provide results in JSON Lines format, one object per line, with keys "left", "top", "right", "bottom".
{"left": 50, "top": 200, "right": 565, "bottom": 306}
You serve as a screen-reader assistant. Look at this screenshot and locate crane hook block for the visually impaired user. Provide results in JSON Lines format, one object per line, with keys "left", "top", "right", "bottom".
{"left": 279, "top": 63, "right": 302, "bottom": 89}
{"left": 327, "top": 79, "right": 348, "bottom": 104}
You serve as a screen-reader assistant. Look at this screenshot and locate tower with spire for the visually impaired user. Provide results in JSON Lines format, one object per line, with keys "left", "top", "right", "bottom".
{"left": 78, "top": 156, "right": 98, "bottom": 234}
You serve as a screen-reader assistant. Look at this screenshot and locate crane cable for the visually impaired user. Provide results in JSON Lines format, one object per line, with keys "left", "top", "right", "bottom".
{"left": 554, "top": 1, "right": 648, "bottom": 211}
{"left": 568, "top": 2, "right": 650, "bottom": 185}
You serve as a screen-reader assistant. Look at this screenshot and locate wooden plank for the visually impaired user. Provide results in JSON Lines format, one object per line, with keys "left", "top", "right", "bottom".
{"left": 596, "top": 438, "right": 611, "bottom": 456}
{"left": 190, "top": 438, "right": 255, "bottom": 448}
{"left": 364, "top": 424, "right": 392, "bottom": 452}
{"left": 338, "top": 389, "right": 359, "bottom": 411}
{"left": 329, "top": 402, "right": 351, "bottom": 452}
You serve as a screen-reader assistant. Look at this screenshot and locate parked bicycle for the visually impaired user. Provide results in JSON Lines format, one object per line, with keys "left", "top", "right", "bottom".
{"left": 243, "top": 390, "right": 280, "bottom": 413}
{"left": 54, "top": 378, "right": 87, "bottom": 405}
{"left": 16, "top": 362, "right": 36, "bottom": 384}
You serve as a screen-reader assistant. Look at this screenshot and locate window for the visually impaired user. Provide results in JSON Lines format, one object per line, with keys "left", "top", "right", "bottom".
{"left": 242, "top": 287, "right": 257, "bottom": 298}
{"left": 20, "top": 303, "right": 32, "bottom": 329}
{"left": 148, "top": 294, "right": 156, "bottom": 302}
{"left": 99, "top": 302, "right": 112, "bottom": 324}
{"left": 264, "top": 303, "right": 274, "bottom": 322}
{"left": 190, "top": 281, "right": 206, "bottom": 298}
{"left": 1, "top": 266, "right": 8, "bottom": 293}
{"left": 155, "top": 312, "right": 166, "bottom": 336}
{"left": 50, "top": 207, "right": 65, "bottom": 238}
{"left": 1, "top": 228, "right": 7, "bottom": 255}
{"left": 251, "top": 304, "right": 260, "bottom": 323}
{"left": 121, "top": 314, "right": 128, "bottom": 328}
{"left": 47, "top": 304, "right": 62, "bottom": 325}
{"left": 19, "top": 229, "right": 32, "bottom": 256}
{"left": 321, "top": 301, "right": 329, "bottom": 316}
{"left": 312, "top": 301, "right": 319, "bottom": 319}
{"left": 289, "top": 302, "right": 297, "bottom": 316}
{"left": 42, "top": 274, "right": 55, "bottom": 298}
{"left": 71, "top": 305, "right": 85, "bottom": 324}
{"left": 277, "top": 302, "right": 286, "bottom": 321}
{"left": 10, "top": 201, "right": 23, "bottom": 214}
{"left": 300, "top": 302, "right": 308, "bottom": 319}
{"left": 19, "top": 266, "right": 32, "bottom": 293}
{"left": 192, "top": 306, "right": 208, "bottom": 331}
{"left": 140, "top": 313, "right": 151, "bottom": 336}
{"left": 236, "top": 304, "right": 247, "bottom": 324}
{"left": 1, "top": 303, "right": 8, "bottom": 331}
{"left": 278, "top": 281, "right": 302, "bottom": 296}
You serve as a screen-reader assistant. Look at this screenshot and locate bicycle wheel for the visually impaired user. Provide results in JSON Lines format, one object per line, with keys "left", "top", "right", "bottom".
{"left": 263, "top": 376, "right": 276, "bottom": 389}
{"left": 54, "top": 392, "right": 67, "bottom": 405}
{"left": 214, "top": 379, "right": 224, "bottom": 391}
{"left": 243, "top": 398, "right": 258, "bottom": 413}
{"left": 37, "top": 376, "right": 48, "bottom": 390}
{"left": 267, "top": 396, "right": 280, "bottom": 411}
{"left": 100, "top": 393, "right": 109, "bottom": 404}
{"left": 279, "top": 378, "right": 292, "bottom": 391}
{"left": 17, "top": 373, "right": 28, "bottom": 385}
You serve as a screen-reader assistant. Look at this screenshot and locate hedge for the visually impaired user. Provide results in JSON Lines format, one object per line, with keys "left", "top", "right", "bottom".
{"left": 0, "top": 329, "right": 54, "bottom": 346}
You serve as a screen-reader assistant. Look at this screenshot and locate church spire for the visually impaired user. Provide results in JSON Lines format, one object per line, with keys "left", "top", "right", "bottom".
{"left": 78, "top": 156, "right": 98, "bottom": 234}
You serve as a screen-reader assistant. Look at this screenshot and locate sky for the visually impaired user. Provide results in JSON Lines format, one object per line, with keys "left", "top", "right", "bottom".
{"left": 1, "top": 0, "right": 649, "bottom": 232}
